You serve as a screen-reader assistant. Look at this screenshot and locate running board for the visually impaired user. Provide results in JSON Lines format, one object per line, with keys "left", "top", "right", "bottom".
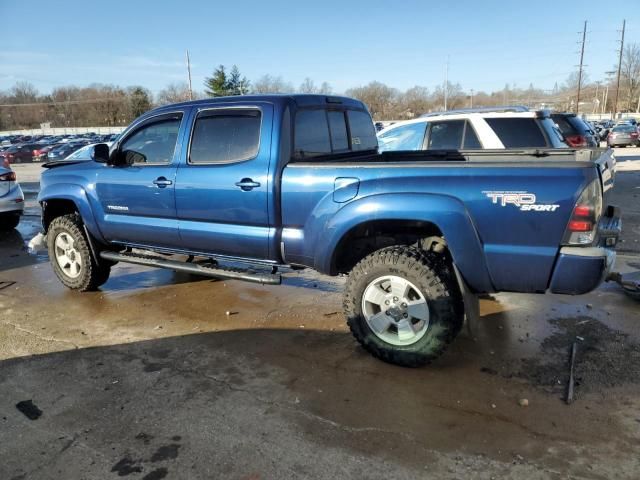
{"left": 100, "top": 251, "right": 281, "bottom": 285}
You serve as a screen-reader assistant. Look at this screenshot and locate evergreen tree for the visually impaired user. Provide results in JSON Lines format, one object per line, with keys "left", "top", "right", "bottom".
{"left": 128, "top": 86, "right": 152, "bottom": 118}
{"left": 227, "top": 65, "right": 250, "bottom": 95}
{"left": 204, "top": 65, "right": 249, "bottom": 97}
{"left": 204, "top": 65, "right": 229, "bottom": 97}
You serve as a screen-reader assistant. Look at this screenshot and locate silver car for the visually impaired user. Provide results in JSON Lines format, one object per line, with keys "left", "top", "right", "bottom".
{"left": 0, "top": 166, "right": 24, "bottom": 231}
{"left": 607, "top": 125, "right": 640, "bottom": 148}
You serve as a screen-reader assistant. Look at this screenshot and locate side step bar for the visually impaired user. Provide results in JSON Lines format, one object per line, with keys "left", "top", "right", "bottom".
{"left": 100, "top": 251, "right": 281, "bottom": 285}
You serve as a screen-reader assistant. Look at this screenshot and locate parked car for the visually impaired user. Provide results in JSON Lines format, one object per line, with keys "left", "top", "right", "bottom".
{"left": 594, "top": 123, "right": 610, "bottom": 142}
{"left": 0, "top": 143, "right": 40, "bottom": 165}
{"left": 607, "top": 124, "right": 640, "bottom": 147}
{"left": 46, "top": 142, "right": 88, "bottom": 161}
{"left": 0, "top": 166, "right": 24, "bottom": 231}
{"left": 377, "top": 107, "right": 568, "bottom": 153}
{"left": 61, "top": 142, "right": 113, "bottom": 162}
{"left": 616, "top": 118, "right": 638, "bottom": 126}
{"left": 38, "top": 94, "right": 620, "bottom": 367}
{"left": 32, "top": 144, "right": 60, "bottom": 162}
{"left": 550, "top": 113, "right": 599, "bottom": 148}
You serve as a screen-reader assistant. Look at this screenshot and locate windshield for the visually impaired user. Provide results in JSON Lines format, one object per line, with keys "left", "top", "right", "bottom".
{"left": 65, "top": 145, "right": 93, "bottom": 160}
{"left": 613, "top": 125, "right": 636, "bottom": 133}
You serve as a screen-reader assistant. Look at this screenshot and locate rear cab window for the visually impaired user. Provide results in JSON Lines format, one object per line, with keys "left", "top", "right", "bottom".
{"left": 293, "top": 108, "right": 377, "bottom": 160}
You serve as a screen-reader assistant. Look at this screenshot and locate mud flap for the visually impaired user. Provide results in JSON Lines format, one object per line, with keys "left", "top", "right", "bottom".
{"left": 453, "top": 264, "right": 480, "bottom": 335}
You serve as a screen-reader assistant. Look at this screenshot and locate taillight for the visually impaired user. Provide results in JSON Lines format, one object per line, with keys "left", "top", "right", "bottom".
{"left": 565, "top": 135, "right": 587, "bottom": 148}
{"left": 0, "top": 171, "right": 16, "bottom": 181}
{"left": 562, "top": 180, "right": 602, "bottom": 245}
{"left": 631, "top": 133, "right": 638, "bottom": 138}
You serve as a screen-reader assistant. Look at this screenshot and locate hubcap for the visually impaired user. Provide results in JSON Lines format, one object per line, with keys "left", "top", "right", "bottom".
{"left": 54, "top": 232, "right": 82, "bottom": 279}
{"left": 361, "top": 275, "right": 430, "bottom": 346}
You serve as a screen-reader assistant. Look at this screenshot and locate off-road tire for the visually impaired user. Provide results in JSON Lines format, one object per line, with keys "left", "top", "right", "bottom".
{"left": 47, "top": 214, "right": 111, "bottom": 291}
{"left": 0, "top": 213, "right": 20, "bottom": 231}
{"left": 343, "top": 246, "right": 464, "bottom": 367}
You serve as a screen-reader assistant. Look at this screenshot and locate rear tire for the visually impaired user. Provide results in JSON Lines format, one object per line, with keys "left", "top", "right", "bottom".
{"left": 0, "top": 213, "right": 20, "bottom": 231}
{"left": 47, "top": 214, "right": 111, "bottom": 291}
{"left": 343, "top": 246, "right": 464, "bottom": 367}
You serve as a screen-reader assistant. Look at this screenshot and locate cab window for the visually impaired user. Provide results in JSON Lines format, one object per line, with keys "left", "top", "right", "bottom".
{"left": 189, "top": 109, "right": 261, "bottom": 164}
{"left": 120, "top": 115, "right": 182, "bottom": 164}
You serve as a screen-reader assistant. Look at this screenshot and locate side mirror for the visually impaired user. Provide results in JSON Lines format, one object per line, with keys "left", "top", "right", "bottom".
{"left": 93, "top": 143, "right": 110, "bottom": 163}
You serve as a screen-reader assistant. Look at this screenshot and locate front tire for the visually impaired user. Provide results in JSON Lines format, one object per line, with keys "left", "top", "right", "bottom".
{"left": 343, "top": 246, "right": 463, "bottom": 367}
{"left": 47, "top": 214, "right": 111, "bottom": 291}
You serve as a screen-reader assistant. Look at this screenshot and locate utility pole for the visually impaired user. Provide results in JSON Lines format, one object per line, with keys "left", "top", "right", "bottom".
{"left": 186, "top": 49, "right": 193, "bottom": 101}
{"left": 575, "top": 21, "right": 587, "bottom": 114}
{"left": 470, "top": 88, "right": 474, "bottom": 108}
{"left": 613, "top": 20, "right": 625, "bottom": 119}
{"left": 443, "top": 56, "right": 449, "bottom": 111}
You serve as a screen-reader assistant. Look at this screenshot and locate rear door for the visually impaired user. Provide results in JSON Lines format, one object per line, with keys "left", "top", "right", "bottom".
{"left": 174, "top": 103, "right": 273, "bottom": 259}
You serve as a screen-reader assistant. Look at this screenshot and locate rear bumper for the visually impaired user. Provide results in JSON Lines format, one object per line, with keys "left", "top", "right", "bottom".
{"left": 609, "top": 138, "right": 638, "bottom": 146}
{"left": 0, "top": 184, "right": 24, "bottom": 214}
{"left": 549, "top": 206, "right": 621, "bottom": 295}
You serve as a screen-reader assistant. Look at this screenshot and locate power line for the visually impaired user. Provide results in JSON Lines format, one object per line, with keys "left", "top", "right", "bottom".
{"left": 0, "top": 97, "right": 128, "bottom": 108}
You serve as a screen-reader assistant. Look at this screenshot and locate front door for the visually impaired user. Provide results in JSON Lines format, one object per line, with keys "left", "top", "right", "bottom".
{"left": 95, "top": 111, "right": 186, "bottom": 249}
{"left": 175, "top": 104, "right": 273, "bottom": 260}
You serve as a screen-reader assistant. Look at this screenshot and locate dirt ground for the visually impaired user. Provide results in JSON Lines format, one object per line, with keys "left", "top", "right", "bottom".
{"left": 1, "top": 150, "right": 640, "bottom": 479}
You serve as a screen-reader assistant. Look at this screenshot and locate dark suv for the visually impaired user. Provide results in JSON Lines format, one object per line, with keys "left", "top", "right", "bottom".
{"left": 551, "top": 113, "right": 599, "bottom": 148}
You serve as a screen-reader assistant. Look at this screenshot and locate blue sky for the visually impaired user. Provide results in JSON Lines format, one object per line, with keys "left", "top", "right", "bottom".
{"left": 0, "top": 0, "right": 636, "bottom": 95}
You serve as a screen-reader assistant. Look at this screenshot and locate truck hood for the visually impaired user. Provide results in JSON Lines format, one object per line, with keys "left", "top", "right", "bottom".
{"left": 42, "top": 159, "right": 93, "bottom": 169}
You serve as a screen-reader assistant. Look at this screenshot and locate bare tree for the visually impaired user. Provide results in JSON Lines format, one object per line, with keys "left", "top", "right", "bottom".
{"left": 318, "top": 82, "right": 332, "bottom": 94}
{"left": 621, "top": 43, "right": 640, "bottom": 112}
{"left": 298, "top": 77, "right": 317, "bottom": 93}
{"left": 252, "top": 75, "right": 293, "bottom": 93}
{"left": 399, "top": 86, "right": 430, "bottom": 117}
{"left": 157, "top": 82, "right": 193, "bottom": 105}
{"left": 432, "top": 82, "right": 465, "bottom": 111}
{"left": 345, "top": 81, "right": 398, "bottom": 120}
{"left": 10, "top": 81, "right": 39, "bottom": 103}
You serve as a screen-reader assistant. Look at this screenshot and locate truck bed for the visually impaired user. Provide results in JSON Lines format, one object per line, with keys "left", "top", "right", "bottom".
{"left": 280, "top": 148, "right": 611, "bottom": 294}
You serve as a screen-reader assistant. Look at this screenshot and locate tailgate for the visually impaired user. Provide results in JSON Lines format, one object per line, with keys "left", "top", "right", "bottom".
{"left": 580, "top": 148, "right": 615, "bottom": 193}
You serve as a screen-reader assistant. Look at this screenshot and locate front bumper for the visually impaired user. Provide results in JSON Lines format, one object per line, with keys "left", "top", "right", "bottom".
{"left": 0, "top": 184, "right": 25, "bottom": 214}
{"left": 549, "top": 205, "right": 621, "bottom": 295}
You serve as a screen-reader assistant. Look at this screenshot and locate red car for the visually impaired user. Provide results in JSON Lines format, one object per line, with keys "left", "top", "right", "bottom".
{"left": 0, "top": 143, "right": 39, "bottom": 165}
{"left": 32, "top": 144, "right": 59, "bottom": 162}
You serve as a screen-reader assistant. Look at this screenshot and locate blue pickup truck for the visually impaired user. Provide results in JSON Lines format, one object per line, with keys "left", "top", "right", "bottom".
{"left": 38, "top": 95, "right": 620, "bottom": 366}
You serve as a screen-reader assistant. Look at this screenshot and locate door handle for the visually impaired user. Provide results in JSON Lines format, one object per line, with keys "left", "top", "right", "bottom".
{"left": 153, "top": 177, "right": 173, "bottom": 188}
{"left": 235, "top": 178, "right": 261, "bottom": 191}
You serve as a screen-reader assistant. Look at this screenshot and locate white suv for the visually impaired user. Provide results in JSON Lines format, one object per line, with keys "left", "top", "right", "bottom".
{"left": 377, "top": 107, "right": 568, "bottom": 152}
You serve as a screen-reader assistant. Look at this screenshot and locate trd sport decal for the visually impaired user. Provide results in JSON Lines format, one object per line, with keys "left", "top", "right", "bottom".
{"left": 483, "top": 191, "right": 560, "bottom": 212}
